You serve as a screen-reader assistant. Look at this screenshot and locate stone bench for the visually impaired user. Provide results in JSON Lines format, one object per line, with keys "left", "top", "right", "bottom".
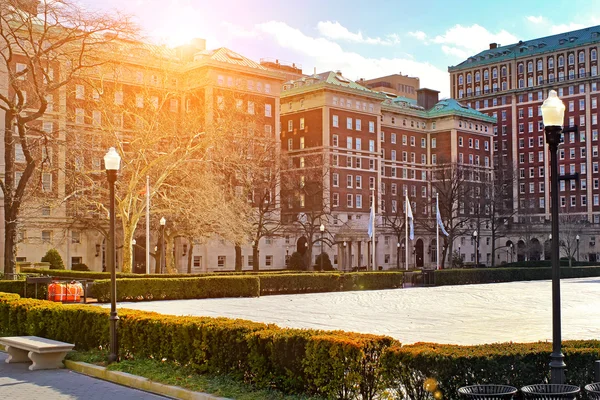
{"left": 0, "top": 336, "right": 74, "bottom": 370}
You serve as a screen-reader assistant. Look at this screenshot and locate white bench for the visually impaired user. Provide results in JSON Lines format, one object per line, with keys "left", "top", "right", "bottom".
{"left": 0, "top": 336, "right": 74, "bottom": 370}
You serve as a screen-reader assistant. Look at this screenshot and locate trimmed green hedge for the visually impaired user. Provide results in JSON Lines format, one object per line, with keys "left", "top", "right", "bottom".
{"left": 0, "top": 280, "right": 48, "bottom": 300}
{"left": 2, "top": 291, "right": 600, "bottom": 399}
{"left": 0, "top": 292, "right": 395, "bottom": 399}
{"left": 381, "top": 341, "right": 600, "bottom": 400}
{"left": 434, "top": 266, "right": 600, "bottom": 286}
{"left": 89, "top": 276, "right": 260, "bottom": 302}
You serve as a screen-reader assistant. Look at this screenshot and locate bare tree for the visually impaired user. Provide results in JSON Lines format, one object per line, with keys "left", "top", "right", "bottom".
{"left": 281, "top": 156, "right": 330, "bottom": 270}
{"left": 429, "top": 161, "right": 477, "bottom": 268}
{"left": 0, "top": 0, "right": 136, "bottom": 275}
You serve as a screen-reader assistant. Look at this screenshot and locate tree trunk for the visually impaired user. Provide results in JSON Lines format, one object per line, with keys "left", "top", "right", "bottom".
{"left": 120, "top": 225, "right": 134, "bottom": 273}
{"left": 252, "top": 245, "right": 259, "bottom": 272}
{"left": 3, "top": 219, "right": 17, "bottom": 278}
{"left": 166, "top": 235, "right": 176, "bottom": 273}
{"left": 154, "top": 238, "right": 161, "bottom": 274}
{"left": 235, "top": 244, "right": 242, "bottom": 271}
{"left": 187, "top": 237, "right": 193, "bottom": 274}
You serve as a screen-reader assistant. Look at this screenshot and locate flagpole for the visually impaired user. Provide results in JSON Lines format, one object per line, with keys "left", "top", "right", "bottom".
{"left": 405, "top": 192, "right": 408, "bottom": 271}
{"left": 371, "top": 188, "right": 375, "bottom": 271}
{"left": 436, "top": 192, "right": 440, "bottom": 270}
{"left": 146, "top": 175, "right": 150, "bottom": 275}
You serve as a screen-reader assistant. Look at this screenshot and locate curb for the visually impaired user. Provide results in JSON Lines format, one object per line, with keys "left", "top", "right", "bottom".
{"left": 64, "top": 359, "right": 230, "bottom": 400}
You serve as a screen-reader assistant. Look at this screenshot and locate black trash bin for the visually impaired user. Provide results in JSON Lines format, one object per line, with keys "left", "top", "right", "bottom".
{"left": 585, "top": 383, "right": 600, "bottom": 400}
{"left": 521, "top": 384, "right": 580, "bottom": 400}
{"left": 458, "top": 385, "right": 518, "bottom": 400}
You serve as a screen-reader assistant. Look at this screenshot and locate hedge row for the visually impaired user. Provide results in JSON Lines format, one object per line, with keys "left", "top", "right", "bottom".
{"left": 0, "top": 292, "right": 393, "bottom": 399}
{"left": 0, "top": 280, "right": 47, "bottom": 300}
{"left": 2, "top": 292, "right": 600, "bottom": 399}
{"left": 89, "top": 276, "right": 260, "bottom": 302}
{"left": 88, "top": 272, "right": 404, "bottom": 302}
{"left": 434, "top": 266, "right": 600, "bottom": 286}
{"left": 20, "top": 268, "right": 310, "bottom": 280}
{"left": 382, "top": 341, "right": 600, "bottom": 400}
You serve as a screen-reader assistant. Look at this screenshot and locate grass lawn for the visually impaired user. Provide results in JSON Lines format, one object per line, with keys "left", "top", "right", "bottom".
{"left": 66, "top": 350, "right": 324, "bottom": 400}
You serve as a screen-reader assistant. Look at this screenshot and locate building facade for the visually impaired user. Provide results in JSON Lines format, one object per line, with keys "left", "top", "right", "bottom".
{"left": 449, "top": 25, "right": 600, "bottom": 262}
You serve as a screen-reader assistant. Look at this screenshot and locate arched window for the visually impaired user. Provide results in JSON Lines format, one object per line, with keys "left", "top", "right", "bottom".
{"left": 548, "top": 57, "right": 554, "bottom": 68}
{"left": 579, "top": 51, "right": 585, "bottom": 63}
{"left": 537, "top": 60, "right": 543, "bottom": 71}
{"left": 484, "top": 69, "right": 489, "bottom": 79}
{"left": 492, "top": 68, "right": 498, "bottom": 78}
{"left": 475, "top": 71, "right": 480, "bottom": 82}
{"left": 518, "top": 63, "right": 524, "bottom": 74}
{"left": 592, "top": 49, "right": 597, "bottom": 61}
{"left": 458, "top": 75, "right": 463, "bottom": 85}
{"left": 501, "top": 66, "right": 507, "bottom": 77}
{"left": 527, "top": 62, "right": 533, "bottom": 72}
{"left": 558, "top": 56, "right": 564, "bottom": 67}
{"left": 467, "top": 73, "right": 472, "bottom": 83}
{"left": 568, "top": 53, "right": 575, "bottom": 65}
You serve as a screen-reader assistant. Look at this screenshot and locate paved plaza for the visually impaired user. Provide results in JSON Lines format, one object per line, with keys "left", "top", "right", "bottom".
{"left": 114, "top": 277, "right": 600, "bottom": 345}
{"left": 0, "top": 352, "right": 167, "bottom": 400}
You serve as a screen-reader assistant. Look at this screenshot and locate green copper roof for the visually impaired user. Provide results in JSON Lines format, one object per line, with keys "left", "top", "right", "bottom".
{"left": 391, "top": 96, "right": 418, "bottom": 105}
{"left": 318, "top": 71, "right": 374, "bottom": 91}
{"left": 449, "top": 24, "right": 600, "bottom": 72}
{"left": 426, "top": 98, "right": 496, "bottom": 123}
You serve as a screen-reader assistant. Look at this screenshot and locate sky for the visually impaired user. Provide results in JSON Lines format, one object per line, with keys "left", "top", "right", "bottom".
{"left": 78, "top": 0, "right": 600, "bottom": 97}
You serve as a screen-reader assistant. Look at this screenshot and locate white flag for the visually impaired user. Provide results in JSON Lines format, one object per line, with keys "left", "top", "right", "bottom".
{"left": 406, "top": 195, "right": 414, "bottom": 240}
{"left": 368, "top": 206, "right": 374, "bottom": 238}
{"left": 436, "top": 196, "right": 449, "bottom": 236}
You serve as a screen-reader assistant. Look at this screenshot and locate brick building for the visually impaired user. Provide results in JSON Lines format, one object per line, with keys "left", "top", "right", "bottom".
{"left": 449, "top": 25, "right": 600, "bottom": 262}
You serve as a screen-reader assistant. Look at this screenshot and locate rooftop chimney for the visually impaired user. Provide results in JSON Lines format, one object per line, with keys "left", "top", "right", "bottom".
{"left": 489, "top": 43, "right": 498, "bottom": 49}
{"left": 417, "top": 88, "right": 440, "bottom": 110}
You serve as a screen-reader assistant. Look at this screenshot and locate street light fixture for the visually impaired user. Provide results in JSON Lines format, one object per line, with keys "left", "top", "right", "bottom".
{"left": 541, "top": 89, "right": 574, "bottom": 384}
{"left": 472, "top": 230, "right": 479, "bottom": 267}
{"left": 510, "top": 243, "right": 514, "bottom": 264}
{"left": 159, "top": 217, "right": 166, "bottom": 274}
{"left": 576, "top": 234, "right": 580, "bottom": 262}
{"left": 319, "top": 224, "right": 325, "bottom": 271}
{"left": 131, "top": 239, "right": 136, "bottom": 272}
{"left": 104, "top": 147, "right": 120, "bottom": 363}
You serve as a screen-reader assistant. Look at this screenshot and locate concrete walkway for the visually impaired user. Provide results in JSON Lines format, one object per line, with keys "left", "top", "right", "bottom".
{"left": 0, "top": 352, "right": 168, "bottom": 400}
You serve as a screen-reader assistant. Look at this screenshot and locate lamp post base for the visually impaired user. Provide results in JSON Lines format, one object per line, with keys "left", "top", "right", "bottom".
{"left": 550, "top": 352, "right": 566, "bottom": 383}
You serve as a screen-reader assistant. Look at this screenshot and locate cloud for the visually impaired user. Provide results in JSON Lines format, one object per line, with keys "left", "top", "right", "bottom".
{"left": 221, "top": 21, "right": 258, "bottom": 38}
{"left": 256, "top": 21, "right": 449, "bottom": 97}
{"left": 316, "top": 21, "right": 399, "bottom": 45}
{"left": 407, "top": 31, "right": 427, "bottom": 41}
{"left": 527, "top": 16, "right": 546, "bottom": 24}
{"left": 550, "top": 23, "right": 585, "bottom": 34}
{"left": 432, "top": 24, "right": 518, "bottom": 54}
{"left": 441, "top": 45, "right": 468, "bottom": 59}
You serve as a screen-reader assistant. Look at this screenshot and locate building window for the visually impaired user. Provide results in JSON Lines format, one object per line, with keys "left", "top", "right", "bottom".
{"left": 72, "top": 231, "right": 81, "bottom": 244}
{"left": 347, "top": 117, "right": 352, "bottom": 130}
{"left": 42, "top": 173, "right": 52, "bottom": 192}
{"left": 218, "top": 256, "right": 226, "bottom": 268}
{"left": 333, "top": 115, "right": 339, "bottom": 127}
{"left": 41, "top": 230, "right": 52, "bottom": 243}
{"left": 265, "top": 255, "right": 273, "bottom": 267}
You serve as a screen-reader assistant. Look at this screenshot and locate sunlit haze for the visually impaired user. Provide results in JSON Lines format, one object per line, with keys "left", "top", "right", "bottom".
{"left": 78, "top": 0, "right": 600, "bottom": 97}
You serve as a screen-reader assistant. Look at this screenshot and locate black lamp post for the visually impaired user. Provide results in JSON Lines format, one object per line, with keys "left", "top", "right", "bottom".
{"left": 396, "top": 242, "right": 400, "bottom": 269}
{"left": 473, "top": 230, "right": 479, "bottom": 266}
{"left": 160, "top": 217, "right": 166, "bottom": 274}
{"left": 542, "top": 89, "right": 574, "bottom": 384}
{"left": 131, "top": 239, "right": 136, "bottom": 272}
{"left": 319, "top": 224, "right": 325, "bottom": 270}
{"left": 510, "top": 243, "right": 514, "bottom": 263}
{"left": 576, "top": 235, "right": 580, "bottom": 262}
{"left": 104, "top": 147, "right": 120, "bottom": 363}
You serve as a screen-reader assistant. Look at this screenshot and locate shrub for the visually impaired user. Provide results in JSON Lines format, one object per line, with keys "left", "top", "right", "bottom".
{"left": 340, "top": 272, "right": 404, "bottom": 291}
{"left": 434, "top": 266, "right": 600, "bottom": 286}
{"left": 381, "top": 341, "right": 600, "bottom": 400}
{"left": 288, "top": 251, "right": 305, "bottom": 271}
{"left": 314, "top": 253, "right": 334, "bottom": 271}
{"left": 71, "top": 263, "right": 90, "bottom": 271}
{"left": 0, "top": 280, "right": 48, "bottom": 299}
{"left": 41, "top": 248, "right": 65, "bottom": 270}
{"left": 89, "top": 276, "right": 260, "bottom": 302}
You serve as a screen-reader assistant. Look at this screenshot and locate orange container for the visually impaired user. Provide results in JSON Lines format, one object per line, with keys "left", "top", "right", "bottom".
{"left": 65, "top": 282, "right": 84, "bottom": 302}
{"left": 47, "top": 282, "right": 66, "bottom": 302}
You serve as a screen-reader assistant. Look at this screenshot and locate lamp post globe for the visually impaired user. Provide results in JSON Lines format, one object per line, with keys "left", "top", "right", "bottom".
{"left": 319, "top": 224, "right": 325, "bottom": 271}
{"left": 104, "top": 147, "right": 120, "bottom": 363}
{"left": 541, "top": 89, "right": 567, "bottom": 384}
